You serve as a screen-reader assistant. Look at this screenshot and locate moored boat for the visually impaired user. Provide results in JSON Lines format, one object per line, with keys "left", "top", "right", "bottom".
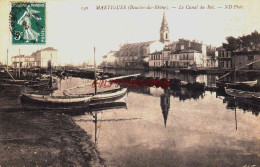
{"left": 89, "top": 94, "right": 127, "bottom": 111}
{"left": 235, "top": 80, "right": 257, "bottom": 86}
{"left": 91, "top": 88, "right": 127, "bottom": 104}
{"left": 21, "top": 93, "right": 92, "bottom": 107}
{"left": 224, "top": 87, "right": 260, "bottom": 98}
{"left": 226, "top": 80, "right": 258, "bottom": 87}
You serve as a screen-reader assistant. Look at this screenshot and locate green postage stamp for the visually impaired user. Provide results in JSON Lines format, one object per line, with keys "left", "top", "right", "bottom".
{"left": 10, "top": 2, "right": 46, "bottom": 44}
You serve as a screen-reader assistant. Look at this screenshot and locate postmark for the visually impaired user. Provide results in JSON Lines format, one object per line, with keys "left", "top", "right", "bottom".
{"left": 10, "top": 2, "right": 46, "bottom": 44}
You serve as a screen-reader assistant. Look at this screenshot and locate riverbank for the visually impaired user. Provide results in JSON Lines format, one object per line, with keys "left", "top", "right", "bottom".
{"left": 0, "top": 109, "right": 105, "bottom": 166}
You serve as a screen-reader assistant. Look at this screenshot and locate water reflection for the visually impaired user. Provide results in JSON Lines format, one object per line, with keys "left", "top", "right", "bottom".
{"left": 73, "top": 88, "right": 260, "bottom": 166}
{"left": 171, "top": 88, "right": 205, "bottom": 101}
{"left": 74, "top": 98, "right": 129, "bottom": 144}
{"left": 160, "top": 88, "right": 170, "bottom": 127}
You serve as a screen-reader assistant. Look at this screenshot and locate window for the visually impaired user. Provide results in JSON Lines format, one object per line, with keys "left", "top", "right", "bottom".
{"left": 224, "top": 52, "right": 227, "bottom": 57}
{"left": 228, "top": 51, "right": 231, "bottom": 57}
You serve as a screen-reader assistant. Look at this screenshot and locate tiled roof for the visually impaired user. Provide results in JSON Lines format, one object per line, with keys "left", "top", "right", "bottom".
{"left": 12, "top": 55, "right": 35, "bottom": 58}
{"left": 120, "top": 41, "right": 157, "bottom": 50}
{"left": 41, "top": 47, "right": 57, "bottom": 51}
{"left": 172, "top": 49, "right": 201, "bottom": 54}
{"left": 35, "top": 47, "right": 57, "bottom": 54}
{"left": 216, "top": 46, "right": 225, "bottom": 51}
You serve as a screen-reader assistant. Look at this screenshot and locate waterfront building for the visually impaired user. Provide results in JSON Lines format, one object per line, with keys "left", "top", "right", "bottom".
{"left": 169, "top": 50, "right": 180, "bottom": 67}
{"left": 161, "top": 49, "right": 171, "bottom": 67}
{"left": 102, "top": 50, "right": 117, "bottom": 67}
{"left": 217, "top": 47, "right": 233, "bottom": 69}
{"left": 149, "top": 51, "right": 163, "bottom": 67}
{"left": 162, "top": 39, "right": 217, "bottom": 68}
{"left": 232, "top": 51, "right": 260, "bottom": 70}
{"left": 12, "top": 55, "right": 35, "bottom": 68}
{"left": 116, "top": 12, "right": 169, "bottom": 67}
{"left": 149, "top": 48, "right": 172, "bottom": 68}
{"left": 116, "top": 41, "right": 165, "bottom": 67}
{"left": 12, "top": 47, "right": 58, "bottom": 68}
{"left": 205, "top": 45, "right": 218, "bottom": 68}
{"left": 217, "top": 49, "right": 260, "bottom": 70}
{"left": 32, "top": 47, "right": 58, "bottom": 68}
{"left": 170, "top": 49, "right": 204, "bottom": 68}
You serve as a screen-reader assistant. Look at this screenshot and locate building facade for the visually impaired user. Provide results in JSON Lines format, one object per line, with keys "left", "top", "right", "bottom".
{"left": 232, "top": 51, "right": 260, "bottom": 70}
{"left": 102, "top": 51, "right": 117, "bottom": 67}
{"left": 149, "top": 51, "right": 163, "bottom": 67}
{"left": 162, "top": 39, "right": 217, "bottom": 68}
{"left": 12, "top": 55, "right": 35, "bottom": 68}
{"left": 116, "top": 41, "right": 165, "bottom": 67}
{"left": 217, "top": 50, "right": 233, "bottom": 69}
{"left": 170, "top": 49, "right": 204, "bottom": 68}
{"left": 33, "top": 47, "right": 58, "bottom": 67}
{"left": 217, "top": 50, "right": 260, "bottom": 70}
{"left": 12, "top": 47, "right": 58, "bottom": 68}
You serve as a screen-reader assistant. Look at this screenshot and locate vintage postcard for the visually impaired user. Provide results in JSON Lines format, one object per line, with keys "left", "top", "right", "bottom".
{"left": 0, "top": 0, "right": 259, "bottom": 166}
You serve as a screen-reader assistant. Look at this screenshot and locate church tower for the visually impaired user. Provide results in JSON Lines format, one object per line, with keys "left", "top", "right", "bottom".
{"left": 160, "top": 12, "right": 170, "bottom": 44}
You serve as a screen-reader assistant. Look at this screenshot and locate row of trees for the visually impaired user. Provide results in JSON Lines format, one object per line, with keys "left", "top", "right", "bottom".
{"left": 223, "top": 30, "right": 260, "bottom": 52}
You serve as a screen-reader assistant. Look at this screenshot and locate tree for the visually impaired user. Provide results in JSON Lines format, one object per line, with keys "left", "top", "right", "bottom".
{"left": 223, "top": 30, "right": 260, "bottom": 52}
{"left": 251, "top": 31, "right": 260, "bottom": 51}
{"left": 240, "top": 34, "right": 252, "bottom": 51}
{"left": 223, "top": 36, "right": 240, "bottom": 51}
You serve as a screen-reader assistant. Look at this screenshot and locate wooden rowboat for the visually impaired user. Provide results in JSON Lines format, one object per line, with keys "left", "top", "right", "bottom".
{"left": 225, "top": 80, "right": 258, "bottom": 87}
{"left": 235, "top": 80, "right": 257, "bottom": 86}
{"left": 91, "top": 88, "right": 127, "bottom": 104}
{"left": 21, "top": 87, "right": 127, "bottom": 107}
{"left": 89, "top": 94, "right": 127, "bottom": 111}
{"left": 21, "top": 93, "right": 92, "bottom": 107}
{"left": 225, "top": 87, "right": 260, "bottom": 98}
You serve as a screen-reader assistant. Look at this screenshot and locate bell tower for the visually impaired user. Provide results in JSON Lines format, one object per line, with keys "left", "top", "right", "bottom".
{"left": 160, "top": 12, "right": 170, "bottom": 44}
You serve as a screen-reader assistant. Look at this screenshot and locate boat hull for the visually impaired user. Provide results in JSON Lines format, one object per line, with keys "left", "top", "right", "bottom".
{"left": 21, "top": 93, "right": 92, "bottom": 108}
{"left": 225, "top": 88, "right": 260, "bottom": 98}
{"left": 90, "top": 88, "right": 127, "bottom": 104}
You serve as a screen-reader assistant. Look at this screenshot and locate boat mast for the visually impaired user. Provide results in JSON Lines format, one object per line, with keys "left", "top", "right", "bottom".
{"left": 19, "top": 49, "right": 21, "bottom": 78}
{"left": 94, "top": 46, "right": 98, "bottom": 144}
{"left": 6, "top": 49, "right": 8, "bottom": 71}
{"left": 94, "top": 47, "right": 97, "bottom": 95}
{"left": 0, "top": 49, "right": 14, "bottom": 80}
{"left": 94, "top": 113, "right": 97, "bottom": 144}
{"left": 233, "top": 54, "right": 236, "bottom": 83}
{"left": 50, "top": 53, "right": 53, "bottom": 89}
{"left": 235, "top": 99, "right": 237, "bottom": 130}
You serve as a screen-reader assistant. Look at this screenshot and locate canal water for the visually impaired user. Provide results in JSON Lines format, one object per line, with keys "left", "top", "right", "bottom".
{"left": 69, "top": 70, "right": 260, "bottom": 167}
{"left": 1, "top": 70, "right": 259, "bottom": 166}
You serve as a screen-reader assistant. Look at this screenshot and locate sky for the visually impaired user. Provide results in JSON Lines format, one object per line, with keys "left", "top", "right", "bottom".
{"left": 0, "top": 0, "right": 260, "bottom": 65}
